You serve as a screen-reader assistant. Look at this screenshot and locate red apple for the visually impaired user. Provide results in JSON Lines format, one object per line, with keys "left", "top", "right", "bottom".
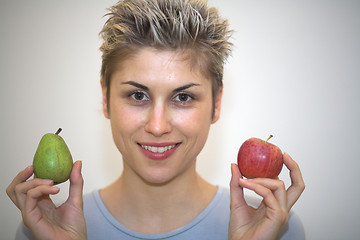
{"left": 237, "top": 135, "right": 283, "bottom": 178}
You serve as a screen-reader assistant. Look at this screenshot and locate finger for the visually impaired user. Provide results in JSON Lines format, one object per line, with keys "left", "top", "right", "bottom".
{"left": 67, "top": 161, "right": 84, "bottom": 208}
{"left": 24, "top": 185, "right": 60, "bottom": 224}
{"left": 14, "top": 178, "right": 54, "bottom": 211}
{"left": 238, "top": 178, "right": 281, "bottom": 212}
{"left": 283, "top": 153, "right": 305, "bottom": 210}
{"left": 246, "top": 178, "right": 287, "bottom": 212}
{"left": 6, "top": 165, "right": 34, "bottom": 206}
{"left": 229, "top": 163, "right": 247, "bottom": 210}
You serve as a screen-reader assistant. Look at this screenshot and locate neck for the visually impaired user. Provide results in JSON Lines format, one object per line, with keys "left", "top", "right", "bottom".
{"left": 100, "top": 161, "right": 217, "bottom": 234}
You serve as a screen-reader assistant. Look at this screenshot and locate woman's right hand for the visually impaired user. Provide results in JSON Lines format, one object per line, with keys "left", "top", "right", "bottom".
{"left": 6, "top": 161, "right": 87, "bottom": 240}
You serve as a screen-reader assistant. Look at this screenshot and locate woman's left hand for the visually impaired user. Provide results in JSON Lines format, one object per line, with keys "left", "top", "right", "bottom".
{"left": 228, "top": 153, "right": 305, "bottom": 240}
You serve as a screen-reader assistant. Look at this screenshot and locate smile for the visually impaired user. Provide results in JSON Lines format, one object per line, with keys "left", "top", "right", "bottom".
{"left": 138, "top": 142, "right": 180, "bottom": 160}
{"left": 140, "top": 144, "right": 177, "bottom": 153}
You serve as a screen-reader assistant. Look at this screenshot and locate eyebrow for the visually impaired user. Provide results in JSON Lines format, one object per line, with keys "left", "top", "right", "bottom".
{"left": 122, "top": 81, "right": 200, "bottom": 92}
{"left": 122, "top": 81, "right": 149, "bottom": 90}
{"left": 173, "top": 83, "right": 200, "bottom": 92}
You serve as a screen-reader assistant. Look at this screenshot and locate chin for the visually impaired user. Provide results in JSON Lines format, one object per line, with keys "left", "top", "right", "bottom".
{"left": 139, "top": 167, "right": 181, "bottom": 186}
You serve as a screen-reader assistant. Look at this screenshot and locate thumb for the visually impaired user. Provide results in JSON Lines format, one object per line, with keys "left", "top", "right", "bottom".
{"left": 68, "top": 160, "right": 84, "bottom": 208}
{"left": 230, "top": 163, "right": 247, "bottom": 210}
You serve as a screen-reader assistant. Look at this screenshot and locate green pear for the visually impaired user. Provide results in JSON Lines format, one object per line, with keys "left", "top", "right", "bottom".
{"left": 33, "top": 128, "right": 73, "bottom": 184}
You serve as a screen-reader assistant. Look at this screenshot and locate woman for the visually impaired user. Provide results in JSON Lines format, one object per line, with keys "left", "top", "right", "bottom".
{"left": 7, "top": 0, "right": 305, "bottom": 239}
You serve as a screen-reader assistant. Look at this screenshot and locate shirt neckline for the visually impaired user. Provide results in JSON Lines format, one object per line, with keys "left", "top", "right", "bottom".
{"left": 92, "top": 186, "right": 224, "bottom": 239}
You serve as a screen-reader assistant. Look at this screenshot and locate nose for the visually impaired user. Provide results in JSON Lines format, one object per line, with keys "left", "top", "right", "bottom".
{"left": 144, "top": 103, "right": 172, "bottom": 137}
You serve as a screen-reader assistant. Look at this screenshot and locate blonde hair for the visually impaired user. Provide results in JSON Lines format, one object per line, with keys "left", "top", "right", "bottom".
{"left": 100, "top": 0, "right": 232, "bottom": 111}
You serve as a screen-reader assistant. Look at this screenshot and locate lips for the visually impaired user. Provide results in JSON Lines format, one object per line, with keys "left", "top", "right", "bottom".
{"left": 138, "top": 142, "right": 180, "bottom": 160}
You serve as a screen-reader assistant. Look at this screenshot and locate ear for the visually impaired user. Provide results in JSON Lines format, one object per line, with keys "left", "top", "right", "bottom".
{"left": 211, "top": 87, "right": 223, "bottom": 124}
{"left": 100, "top": 78, "right": 110, "bottom": 119}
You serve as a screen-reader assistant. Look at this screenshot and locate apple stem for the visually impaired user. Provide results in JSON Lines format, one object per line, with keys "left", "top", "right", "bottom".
{"left": 266, "top": 135, "right": 273, "bottom": 143}
{"left": 55, "top": 128, "right": 62, "bottom": 135}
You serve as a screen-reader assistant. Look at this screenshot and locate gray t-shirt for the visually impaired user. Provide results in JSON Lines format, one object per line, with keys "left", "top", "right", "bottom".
{"left": 16, "top": 187, "right": 305, "bottom": 240}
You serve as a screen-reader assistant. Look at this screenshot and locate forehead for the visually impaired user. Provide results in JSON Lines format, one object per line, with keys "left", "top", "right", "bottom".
{"left": 111, "top": 48, "right": 211, "bottom": 86}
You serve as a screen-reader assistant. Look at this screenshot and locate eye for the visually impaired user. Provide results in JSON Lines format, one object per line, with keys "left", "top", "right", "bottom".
{"left": 130, "top": 91, "right": 149, "bottom": 102}
{"left": 174, "top": 93, "right": 193, "bottom": 104}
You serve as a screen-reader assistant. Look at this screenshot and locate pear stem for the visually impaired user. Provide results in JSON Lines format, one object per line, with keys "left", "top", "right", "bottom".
{"left": 55, "top": 128, "right": 62, "bottom": 135}
{"left": 265, "top": 135, "right": 273, "bottom": 143}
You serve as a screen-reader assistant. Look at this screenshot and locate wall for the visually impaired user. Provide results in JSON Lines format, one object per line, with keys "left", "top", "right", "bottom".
{"left": 1, "top": 0, "right": 359, "bottom": 239}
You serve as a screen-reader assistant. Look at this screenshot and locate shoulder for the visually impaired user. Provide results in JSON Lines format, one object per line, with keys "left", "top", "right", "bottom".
{"left": 203, "top": 186, "right": 230, "bottom": 221}
{"left": 82, "top": 190, "right": 108, "bottom": 225}
{"left": 82, "top": 190, "right": 134, "bottom": 239}
{"left": 83, "top": 190, "right": 97, "bottom": 211}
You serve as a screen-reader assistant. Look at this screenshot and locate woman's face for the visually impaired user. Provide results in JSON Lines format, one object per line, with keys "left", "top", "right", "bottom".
{"left": 102, "top": 48, "right": 222, "bottom": 185}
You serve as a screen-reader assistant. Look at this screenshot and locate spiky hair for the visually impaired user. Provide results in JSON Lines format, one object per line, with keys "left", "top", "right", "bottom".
{"left": 100, "top": 0, "right": 233, "bottom": 109}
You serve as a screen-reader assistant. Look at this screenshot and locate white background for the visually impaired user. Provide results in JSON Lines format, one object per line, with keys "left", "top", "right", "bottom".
{"left": 1, "top": 0, "right": 359, "bottom": 239}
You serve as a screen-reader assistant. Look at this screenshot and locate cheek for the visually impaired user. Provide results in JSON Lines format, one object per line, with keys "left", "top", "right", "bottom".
{"left": 172, "top": 107, "right": 212, "bottom": 136}
{"left": 109, "top": 106, "right": 145, "bottom": 144}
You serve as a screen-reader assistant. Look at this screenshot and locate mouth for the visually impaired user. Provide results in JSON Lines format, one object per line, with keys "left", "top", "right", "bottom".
{"left": 139, "top": 144, "right": 177, "bottom": 153}
{"left": 137, "top": 142, "right": 180, "bottom": 160}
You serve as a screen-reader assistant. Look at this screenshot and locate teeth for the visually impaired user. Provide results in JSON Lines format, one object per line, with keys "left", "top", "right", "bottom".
{"left": 141, "top": 144, "right": 176, "bottom": 153}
